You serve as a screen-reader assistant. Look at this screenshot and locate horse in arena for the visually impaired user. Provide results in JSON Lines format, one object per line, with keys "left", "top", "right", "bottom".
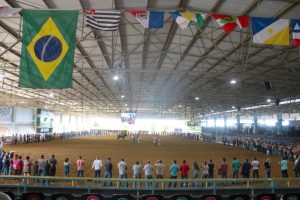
{"left": 117, "top": 130, "right": 128, "bottom": 140}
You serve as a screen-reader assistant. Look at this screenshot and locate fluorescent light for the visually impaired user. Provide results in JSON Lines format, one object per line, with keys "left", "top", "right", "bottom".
{"left": 267, "top": 99, "right": 271, "bottom": 103}
{"left": 195, "top": 97, "right": 199, "bottom": 100}
{"left": 113, "top": 76, "right": 119, "bottom": 80}
{"left": 232, "top": 106, "right": 235, "bottom": 109}
{"left": 178, "top": 105, "right": 182, "bottom": 108}
{"left": 230, "top": 79, "right": 237, "bottom": 84}
{"left": 121, "top": 95, "right": 125, "bottom": 98}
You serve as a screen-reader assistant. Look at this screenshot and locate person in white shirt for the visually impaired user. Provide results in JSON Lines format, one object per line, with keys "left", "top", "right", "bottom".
{"left": 143, "top": 160, "right": 153, "bottom": 187}
{"left": 155, "top": 160, "right": 165, "bottom": 187}
{"left": 132, "top": 160, "right": 141, "bottom": 188}
{"left": 132, "top": 161, "right": 142, "bottom": 178}
{"left": 91, "top": 157, "right": 102, "bottom": 178}
{"left": 117, "top": 158, "right": 128, "bottom": 187}
{"left": 251, "top": 157, "right": 260, "bottom": 178}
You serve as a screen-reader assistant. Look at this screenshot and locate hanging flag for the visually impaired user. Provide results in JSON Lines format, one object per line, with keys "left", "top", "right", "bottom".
{"left": 211, "top": 14, "right": 249, "bottom": 33}
{"left": 170, "top": 11, "right": 190, "bottom": 29}
{"left": 19, "top": 10, "right": 78, "bottom": 88}
{"left": 85, "top": 9, "right": 121, "bottom": 31}
{"left": 291, "top": 19, "right": 300, "bottom": 46}
{"left": 128, "top": 10, "right": 164, "bottom": 28}
{"left": 0, "top": 7, "right": 22, "bottom": 16}
{"left": 252, "top": 17, "right": 289, "bottom": 46}
{"left": 170, "top": 12, "right": 205, "bottom": 29}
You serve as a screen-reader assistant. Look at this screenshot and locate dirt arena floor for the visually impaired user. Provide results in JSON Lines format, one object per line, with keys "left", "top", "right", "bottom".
{"left": 2, "top": 135, "right": 296, "bottom": 178}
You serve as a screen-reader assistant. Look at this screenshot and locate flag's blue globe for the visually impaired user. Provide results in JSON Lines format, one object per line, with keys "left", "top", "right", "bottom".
{"left": 34, "top": 35, "right": 62, "bottom": 62}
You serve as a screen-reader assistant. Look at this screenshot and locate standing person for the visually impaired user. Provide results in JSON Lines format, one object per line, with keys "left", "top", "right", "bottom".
{"left": 132, "top": 161, "right": 142, "bottom": 179}
{"left": 201, "top": 161, "right": 209, "bottom": 179}
{"left": 220, "top": 158, "right": 228, "bottom": 179}
{"left": 180, "top": 160, "right": 190, "bottom": 187}
{"left": 241, "top": 159, "right": 251, "bottom": 178}
{"left": 280, "top": 157, "right": 288, "bottom": 178}
{"left": 23, "top": 156, "right": 32, "bottom": 176}
{"left": 3, "top": 156, "right": 10, "bottom": 175}
{"left": 232, "top": 157, "right": 240, "bottom": 179}
{"left": 192, "top": 161, "right": 200, "bottom": 187}
{"left": 104, "top": 157, "right": 113, "bottom": 186}
{"left": 117, "top": 158, "right": 128, "bottom": 187}
{"left": 16, "top": 156, "right": 23, "bottom": 175}
{"left": 49, "top": 154, "right": 57, "bottom": 177}
{"left": 264, "top": 158, "right": 271, "bottom": 178}
{"left": 64, "top": 158, "right": 70, "bottom": 177}
{"left": 143, "top": 160, "right": 154, "bottom": 187}
{"left": 33, "top": 161, "right": 39, "bottom": 176}
{"left": 251, "top": 157, "right": 260, "bottom": 178}
{"left": 76, "top": 156, "right": 85, "bottom": 177}
{"left": 38, "top": 155, "right": 46, "bottom": 176}
{"left": 208, "top": 159, "right": 215, "bottom": 179}
{"left": 168, "top": 160, "right": 179, "bottom": 188}
{"left": 132, "top": 161, "right": 141, "bottom": 188}
{"left": 154, "top": 160, "right": 165, "bottom": 187}
{"left": 91, "top": 157, "right": 103, "bottom": 178}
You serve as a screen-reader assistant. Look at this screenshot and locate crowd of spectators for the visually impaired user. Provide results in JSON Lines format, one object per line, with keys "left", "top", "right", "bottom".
{"left": 195, "top": 133, "right": 299, "bottom": 162}
{"left": 0, "top": 149, "right": 299, "bottom": 188}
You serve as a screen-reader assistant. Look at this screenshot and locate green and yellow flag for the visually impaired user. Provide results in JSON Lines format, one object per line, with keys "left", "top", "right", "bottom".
{"left": 19, "top": 10, "right": 78, "bottom": 88}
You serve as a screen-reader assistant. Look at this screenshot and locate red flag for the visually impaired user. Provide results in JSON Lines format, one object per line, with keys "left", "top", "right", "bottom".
{"left": 236, "top": 16, "right": 249, "bottom": 28}
{"left": 211, "top": 14, "right": 249, "bottom": 33}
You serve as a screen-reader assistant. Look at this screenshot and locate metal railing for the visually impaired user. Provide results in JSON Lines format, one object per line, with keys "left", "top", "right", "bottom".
{"left": 1, "top": 175, "right": 300, "bottom": 194}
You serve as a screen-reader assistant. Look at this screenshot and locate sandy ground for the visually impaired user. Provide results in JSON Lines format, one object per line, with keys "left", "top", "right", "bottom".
{"left": 2, "top": 135, "right": 296, "bottom": 178}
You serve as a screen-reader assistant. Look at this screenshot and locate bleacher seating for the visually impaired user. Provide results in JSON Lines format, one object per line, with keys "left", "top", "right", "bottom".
{"left": 281, "top": 193, "right": 300, "bottom": 200}
{"left": 140, "top": 194, "right": 164, "bottom": 200}
{"left": 21, "top": 193, "right": 45, "bottom": 200}
{"left": 170, "top": 194, "right": 193, "bottom": 200}
{"left": 255, "top": 194, "right": 276, "bottom": 200}
{"left": 81, "top": 193, "right": 104, "bottom": 200}
{"left": 112, "top": 194, "right": 135, "bottom": 200}
{"left": 52, "top": 193, "right": 74, "bottom": 200}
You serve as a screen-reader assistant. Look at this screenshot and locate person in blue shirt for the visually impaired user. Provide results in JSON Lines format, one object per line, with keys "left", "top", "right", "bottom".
{"left": 168, "top": 160, "right": 179, "bottom": 187}
{"left": 280, "top": 157, "right": 288, "bottom": 178}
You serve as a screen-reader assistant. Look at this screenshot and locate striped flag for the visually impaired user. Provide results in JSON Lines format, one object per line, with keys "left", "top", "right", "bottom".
{"left": 86, "top": 9, "right": 121, "bottom": 31}
{"left": 291, "top": 19, "right": 300, "bottom": 46}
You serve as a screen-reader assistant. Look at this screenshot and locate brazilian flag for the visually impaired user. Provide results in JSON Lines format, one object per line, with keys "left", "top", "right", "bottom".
{"left": 19, "top": 10, "right": 78, "bottom": 88}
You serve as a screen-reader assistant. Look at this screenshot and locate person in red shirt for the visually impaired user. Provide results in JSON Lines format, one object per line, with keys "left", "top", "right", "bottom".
{"left": 16, "top": 156, "right": 23, "bottom": 175}
{"left": 180, "top": 160, "right": 190, "bottom": 187}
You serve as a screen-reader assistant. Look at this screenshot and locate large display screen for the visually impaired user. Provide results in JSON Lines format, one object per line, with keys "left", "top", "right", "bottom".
{"left": 121, "top": 112, "right": 136, "bottom": 124}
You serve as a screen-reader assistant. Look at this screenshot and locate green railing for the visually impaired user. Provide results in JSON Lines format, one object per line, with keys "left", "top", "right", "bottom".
{"left": 0, "top": 176, "right": 300, "bottom": 194}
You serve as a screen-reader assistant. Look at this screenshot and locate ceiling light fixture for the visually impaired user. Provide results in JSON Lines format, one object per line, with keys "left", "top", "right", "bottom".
{"left": 121, "top": 95, "right": 125, "bottom": 98}
{"left": 232, "top": 106, "right": 235, "bottom": 109}
{"left": 267, "top": 99, "right": 271, "bottom": 103}
{"left": 230, "top": 79, "right": 237, "bottom": 84}
{"left": 113, "top": 75, "right": 119, "bottom": 81}
{"left": 195, "top": 97, "right": 199, "bottom": 100}
{"left": 178, "top": 105, "right": 182, "bottom": 108}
